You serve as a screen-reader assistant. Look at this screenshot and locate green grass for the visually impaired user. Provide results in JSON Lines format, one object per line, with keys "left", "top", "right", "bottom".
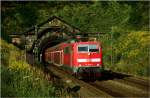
{"left": 1, "top": 39, "right": 55, "bottom": 97}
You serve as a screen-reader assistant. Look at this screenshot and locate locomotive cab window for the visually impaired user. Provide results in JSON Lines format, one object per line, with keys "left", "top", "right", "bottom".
{"left": 78, "top": 45, "right": 88, "bottom": 52}
{"left": 78, "top": 44, "right": 99, "bottom": 52}
{"left": 89, "top": 45, "right": 99, "bottom": 52}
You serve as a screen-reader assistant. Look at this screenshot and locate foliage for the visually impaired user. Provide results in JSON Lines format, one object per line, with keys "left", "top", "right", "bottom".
{"left": 2, "top": 1, "right": 149, "bottom": 34}
{"left": 112, "top": 31, "right": 149, "bottom": 76}
{"left": 1, "top": 39, "right": 55, "bottom": 97}
{"left": 1, "top": 1, "right": 149, "bottom": 77}
{"left": 1, "top": 32, "right": 11, "bottom": 43}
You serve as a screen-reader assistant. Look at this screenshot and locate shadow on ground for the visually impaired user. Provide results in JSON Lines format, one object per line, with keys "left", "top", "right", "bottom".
{"left": 98, "top": 70, "right": 130, "bottom": 81}
{"left": 82, "top": 70, "right": 131, "bottom": 82}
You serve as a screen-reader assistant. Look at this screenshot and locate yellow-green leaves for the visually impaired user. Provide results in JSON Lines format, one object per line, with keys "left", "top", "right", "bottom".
{"left": 1, "top": 39, "right": 30, "bottom": 71}
{"left": 114, "top": 31, "right": 149, "bottom": 76}
{"left": 1, "top": 39, "right": 54, "bottom": 97}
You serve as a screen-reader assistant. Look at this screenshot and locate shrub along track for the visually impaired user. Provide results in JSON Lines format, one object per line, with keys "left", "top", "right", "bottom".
{"left": 26, "top": 53, "right": 149, "bottom": 97}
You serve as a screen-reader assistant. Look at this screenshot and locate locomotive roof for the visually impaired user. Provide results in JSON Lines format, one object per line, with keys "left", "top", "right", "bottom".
{"left": 45, "top": 40, "right": 100, "bottom": 52}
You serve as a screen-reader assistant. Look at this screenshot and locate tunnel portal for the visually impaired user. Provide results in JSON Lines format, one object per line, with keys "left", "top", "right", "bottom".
{"left": 21, "top": 16, "right": 81, "bottom": 63}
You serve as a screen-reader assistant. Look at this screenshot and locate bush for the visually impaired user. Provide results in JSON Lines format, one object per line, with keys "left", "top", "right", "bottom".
{"left": 100, "top": 31, "right": 149, "bottom": 77}
{"left": 1, "top": 39, "right": 55, "bottom": 97}
{"left": 113, "top": 31, "right": 149, "bottom": 77}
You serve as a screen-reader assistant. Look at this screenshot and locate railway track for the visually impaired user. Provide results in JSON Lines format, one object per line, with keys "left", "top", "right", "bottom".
{"left": 89, "top": 79, "right": 149, "bottom": 97}
{"left": 26, "top": 53, "right": 149, "bottom": 97}
{"left": 89, "top": 70, "right": 149, "bottom": 97}
{"left": 46, "top": 64, "right": 112, "bottom": 97}
{"left": 46, "top": 64, "right": 149, "bottom": 97}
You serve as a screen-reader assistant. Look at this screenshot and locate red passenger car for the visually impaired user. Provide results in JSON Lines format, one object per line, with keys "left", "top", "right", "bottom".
{"left": 45, "top": 40, "right": 103, "bottom": 79}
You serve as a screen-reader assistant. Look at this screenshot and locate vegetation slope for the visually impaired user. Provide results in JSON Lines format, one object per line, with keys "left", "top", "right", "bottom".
{"left": 1, "top": 39, "right": 55, "bottom": 97}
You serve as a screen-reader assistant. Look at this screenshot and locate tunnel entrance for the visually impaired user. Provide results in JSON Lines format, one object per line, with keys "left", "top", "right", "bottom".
{"left": 23, "top": 16, "right": 81, "bottom": 63}
{"left": 37, "top": 36, "right": 68, "bottom": 64}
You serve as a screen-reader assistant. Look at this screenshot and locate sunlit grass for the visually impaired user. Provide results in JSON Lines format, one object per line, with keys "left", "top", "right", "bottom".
{"left": 1, "top": 39, "right": 55, "bottom": 97}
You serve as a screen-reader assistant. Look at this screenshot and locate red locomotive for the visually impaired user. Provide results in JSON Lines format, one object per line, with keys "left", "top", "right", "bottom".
{"left": 45, "top": 39, "right": 103, "bottom": 80}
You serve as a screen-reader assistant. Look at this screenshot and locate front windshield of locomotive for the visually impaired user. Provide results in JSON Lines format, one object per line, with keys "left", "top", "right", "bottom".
{"left": 78, "top": 44, "right": 99, "bottom": 52}
{"left": 78, "top": 45, "right": 88, "bottom": 52}
{"left": 89, "top": 44, "right": 99, "bottom": 52}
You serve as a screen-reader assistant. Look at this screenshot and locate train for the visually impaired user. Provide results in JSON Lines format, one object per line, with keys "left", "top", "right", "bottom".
{"left": 45, "top": 39, "right": 103, "bottom": 80}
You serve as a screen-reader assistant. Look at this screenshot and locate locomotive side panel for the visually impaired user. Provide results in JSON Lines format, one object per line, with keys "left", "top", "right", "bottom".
{"left": 63, "top": 44, "right": 75, "bottom": 72}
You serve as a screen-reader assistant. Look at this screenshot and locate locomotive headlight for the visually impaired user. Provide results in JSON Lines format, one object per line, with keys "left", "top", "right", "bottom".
{"left": 79, "top": 64, "right": 81, "bottom": 67}
{"left": 97, "top": 64, "right": 100, "bottom": 66}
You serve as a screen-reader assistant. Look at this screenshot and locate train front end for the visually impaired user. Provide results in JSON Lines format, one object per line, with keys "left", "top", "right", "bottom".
{"left": 74, "top": 42, "right": 103, "bottom": 80}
